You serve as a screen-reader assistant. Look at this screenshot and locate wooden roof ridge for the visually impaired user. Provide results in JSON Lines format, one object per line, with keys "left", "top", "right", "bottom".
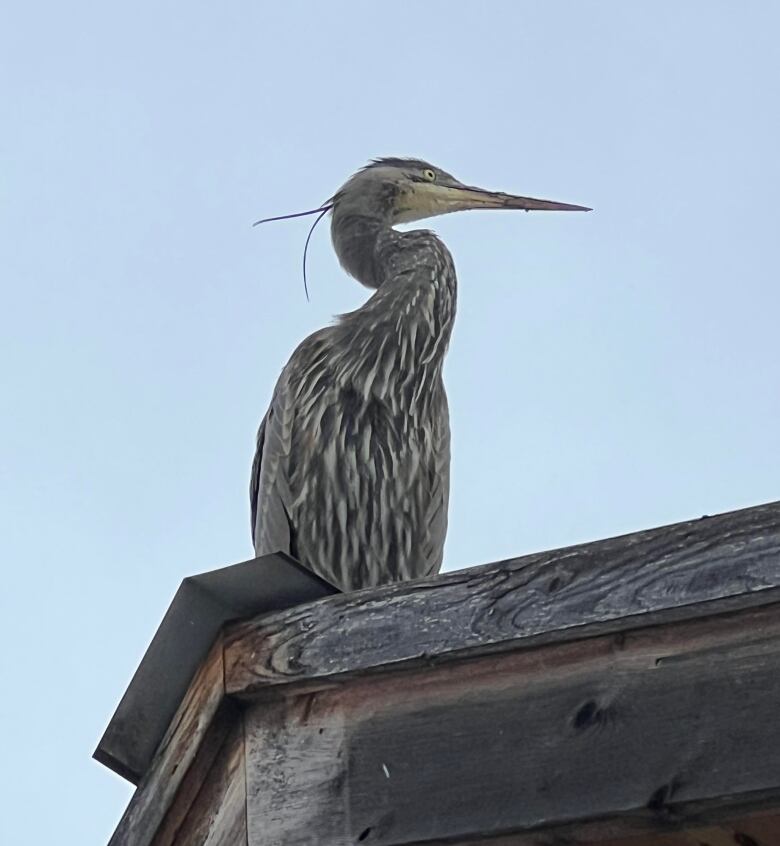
{"left": 99, "top": 499, "right": 780, "bottom": 846}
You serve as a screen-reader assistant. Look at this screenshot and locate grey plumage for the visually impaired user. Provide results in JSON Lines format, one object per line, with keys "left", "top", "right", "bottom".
{"left": 251, "top": 158, "right": 589, "bottom": 592}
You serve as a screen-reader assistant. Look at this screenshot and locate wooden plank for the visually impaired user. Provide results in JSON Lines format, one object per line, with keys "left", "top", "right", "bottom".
{"left": 108, "top": 634, "right": 226, "bottom": 846}
{"left": 245, "top": 695, "right": 348, "bottom": 845}
{"left": 225, "top": 501, "right": 780, "bottom": 697}
{"left": 733, "top": 813, "right": 780, "bottom": 845}
{"left": 425, "top": 811, "right": 780, "bottom": 845}
{"left": 431, "top": 830, "right": 709, "bottom": 845}
{"left": 442, "top": 831, "right": 708, "bottom": 844}
{"left": 150, "top": 700, "right": 242, "bottom": 846}
{"left": 244, "top": 603, "right": 780, "bottom": 845}
{"left": 159, "top": 712, "right": 247, "bottom": 846}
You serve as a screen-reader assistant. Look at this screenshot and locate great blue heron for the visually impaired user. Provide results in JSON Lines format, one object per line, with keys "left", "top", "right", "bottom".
{"left": 251, "top": 158, "right": 589, "bottom": 592}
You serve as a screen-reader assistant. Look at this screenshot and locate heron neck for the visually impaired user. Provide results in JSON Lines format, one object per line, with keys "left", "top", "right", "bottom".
{"left": 330, "top": 213, "right": 387, "bottom": 289}
{"left": 334, "top": 224, "right": 457, "bottom": 402}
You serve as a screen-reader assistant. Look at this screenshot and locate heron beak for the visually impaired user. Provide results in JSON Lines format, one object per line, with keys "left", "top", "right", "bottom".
{"left": 443, "top": 183, "right": 591, "bottom": 213}
{"left": 395, "top": 181, "right": 591, "bottom": 223}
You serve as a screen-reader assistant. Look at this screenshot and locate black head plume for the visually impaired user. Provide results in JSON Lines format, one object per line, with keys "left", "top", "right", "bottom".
{"left": 253, "top": 203, "right": 333, "bottom": 301}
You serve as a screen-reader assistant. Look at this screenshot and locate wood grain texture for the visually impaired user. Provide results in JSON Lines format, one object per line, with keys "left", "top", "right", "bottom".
{"left": 418, "top": 814, "right": 780, "bottom": 846}
{"left": 109, "top": 634, "right": 226, "bottom": 846}
{"left": 150, "top": 700, "right": 243, "bottom": 846}
{"left": 243, "top": 603, "right": 780, "bottom": 845}
{"left": 424, "top": 810, "right": 780, "bottom": 845}
{"left": 225, "top": 501, "right": 780, "bottom": 697}
{"left": 160, "top": 714, "right": 247, "bottom": 846}
{"left": 245, "top": 695, "right": 349, "bottom": 845}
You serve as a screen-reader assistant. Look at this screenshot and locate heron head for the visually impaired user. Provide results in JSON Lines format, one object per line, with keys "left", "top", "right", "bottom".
{"left": 254, "top": 158, "right": 590, "bottom": 295}
{"left": 331, "top": 157, "right": 590, "bottom": 225}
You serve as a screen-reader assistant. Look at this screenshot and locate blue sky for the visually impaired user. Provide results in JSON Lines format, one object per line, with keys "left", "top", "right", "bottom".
{"left": 2, "top": 2, "right": 779, "bottom": 842}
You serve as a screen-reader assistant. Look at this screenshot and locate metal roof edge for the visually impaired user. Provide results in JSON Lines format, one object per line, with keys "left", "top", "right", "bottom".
{"left": 93, "top": 552, "right": 337, "bottom": 783}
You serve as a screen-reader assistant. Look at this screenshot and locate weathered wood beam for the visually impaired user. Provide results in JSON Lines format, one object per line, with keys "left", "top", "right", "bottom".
{"left": 152, "top": 709, "right": 246, "bottom": 846}
{"left": 108, "top": 635, "right": 227, "bottom": 846}
{"left": 106, "top": 500, "right": 780, "bottom": 846}
{"left": 225, "top": 500, "right": 780, "bottom": 697}
{"left": 420, "top": 810, "right": 780, "bottom": 845}
{"left": 242, "top": 601, "right": 780, "bottom": 845}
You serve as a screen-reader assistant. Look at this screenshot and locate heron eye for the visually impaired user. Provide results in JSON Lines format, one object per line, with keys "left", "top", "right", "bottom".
{"left": 422, "top": 168, "right": 436, "bottom": 182}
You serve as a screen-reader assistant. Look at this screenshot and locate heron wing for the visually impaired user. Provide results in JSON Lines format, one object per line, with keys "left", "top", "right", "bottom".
{"left": 250, "top": 377, "right": 296, "bottom": 558}
{"left": 421, "top": 386, "right": 451, "bottom": 576}
{"left": 248, "top": 413, "right": 267, "bottom": 546}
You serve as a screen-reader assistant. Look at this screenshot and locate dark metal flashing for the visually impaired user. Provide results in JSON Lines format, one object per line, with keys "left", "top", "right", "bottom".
{"left": 93, "top": 553, "right": 337, "bottom": 783}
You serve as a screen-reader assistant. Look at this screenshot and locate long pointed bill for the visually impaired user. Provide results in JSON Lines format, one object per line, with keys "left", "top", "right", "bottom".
{"left": 446, "top": 184, "right": 591, "bottom": 213}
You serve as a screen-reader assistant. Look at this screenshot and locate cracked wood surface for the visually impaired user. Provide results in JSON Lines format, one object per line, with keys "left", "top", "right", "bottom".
{"left": 243, "top": 602, "right": 780, "bottom": 845}
{"left": 108, "top": 635, "right": 226, "bottom": 846}
{"left": 105, "top": 500, "right": 780, "bottom": 846}
{"left": 225, "top": 500, "right": 780, "bottom": 697}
